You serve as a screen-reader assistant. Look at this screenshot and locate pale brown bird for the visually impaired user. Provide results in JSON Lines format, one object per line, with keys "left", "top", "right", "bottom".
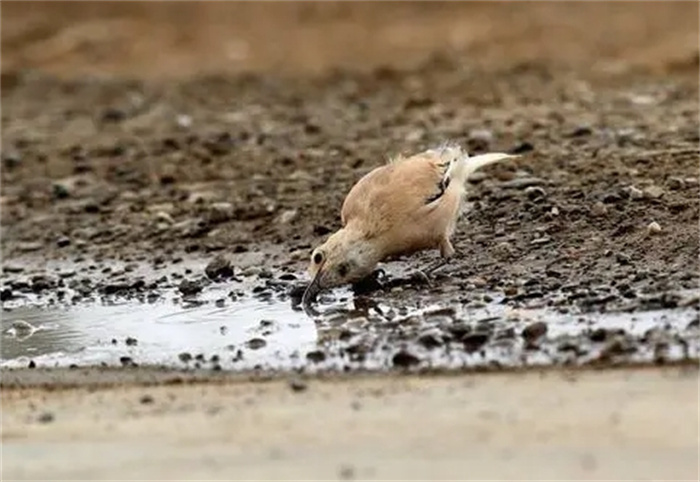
{"left": 302, "top": 144, "right": 518, "bottom": 306}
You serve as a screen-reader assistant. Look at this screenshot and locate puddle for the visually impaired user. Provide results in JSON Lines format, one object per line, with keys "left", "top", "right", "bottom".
{"left": 2, "top": 287, "right": 698, "bottom": 371}
{"left": 1, "top": 286, "right": 317, "bottom": 370}
{"left": 1, "top": 258, "right": 698, "bottom": 372}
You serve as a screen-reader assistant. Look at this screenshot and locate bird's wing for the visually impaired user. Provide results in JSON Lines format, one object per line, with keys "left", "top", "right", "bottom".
{"left": 341, "top": 153, "right": 448, "bottom": 237}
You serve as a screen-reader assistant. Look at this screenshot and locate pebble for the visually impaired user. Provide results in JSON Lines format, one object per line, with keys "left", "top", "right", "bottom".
{"left": 392, "top": 350, "right": 421, "bottom": 367}
{"left": 467, "top": 129, "right": 494, "bottom": 152}
{"left": 37, "top": 412, "right": 55, "bottom": 424}
{"left": 246, "top": 338, "right": 267, "bottom": 350}
{"left": 462, "top": 332, "right": 490, "bottom": 353}
{"left": 622, "top": 185, "right": 644, "bottom": 200}
{"left": 647, "top": 221, "right": 662, "bottom": 235}
{"left": 204, "top": 255, "right": 234, "bottom": 281}
{"left": 288, "top": 378, "right": 308, "bottom": 392}
{"left": 590, "top": 201, "right": 608, "bottom": 217}
{"left": 643, "top": 185, "right": 664, "bottom": 199}
{"left": 306, "top": 350, "right": 326, "bottom": 363}
{"left": 56, "top": 236, "right": 71, "bottom": 248}
{"left": 154, "top": 211, "right": 174, "bottom": 225}
{"left": 524, "top": 186, "right": 547, "bottom": 200}
{"left": 208, "top": 202, "right": 234, "bottom": 223}
{"left": 522, "top": 321, "right": 548, "bottom": 343}
{"left": 277, "top": 209, "right": 298, "bottom": 224}
{"left": 178, "top": 279, "right": 203, "bottom": 296}
{"left": 667, "top": 177, "right": 685, "bottom": 190}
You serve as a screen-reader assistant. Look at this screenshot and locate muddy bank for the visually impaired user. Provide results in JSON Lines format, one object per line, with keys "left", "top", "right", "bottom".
{"left": 2, "top": 366, "right": 698, "bottom": 480}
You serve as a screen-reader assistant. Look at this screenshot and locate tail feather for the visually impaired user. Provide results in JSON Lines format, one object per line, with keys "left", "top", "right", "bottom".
{"left": 445, "top": 150, "right": 518, "bottom": 186}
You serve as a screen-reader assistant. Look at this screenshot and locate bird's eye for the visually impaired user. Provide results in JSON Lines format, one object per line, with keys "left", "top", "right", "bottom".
{"left": 313, "top": 252, "right": 324, "bottom": 264}
{"left": 337, "top": 262, "right": 349, "bottom": 278}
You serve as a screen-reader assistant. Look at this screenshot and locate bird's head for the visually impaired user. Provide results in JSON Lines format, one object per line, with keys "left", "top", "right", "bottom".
{"left": 302, "top": 228, "right": 379, "bottom": 306}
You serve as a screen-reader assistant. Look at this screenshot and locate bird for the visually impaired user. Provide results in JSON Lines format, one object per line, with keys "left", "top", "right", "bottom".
{"left": 302, "top": 143, "right": 518, "bottom": 307}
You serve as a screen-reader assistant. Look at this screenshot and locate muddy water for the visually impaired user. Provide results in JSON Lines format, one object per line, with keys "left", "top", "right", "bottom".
{"left": 2, "top": 261, "right": 698, "bottom": 371}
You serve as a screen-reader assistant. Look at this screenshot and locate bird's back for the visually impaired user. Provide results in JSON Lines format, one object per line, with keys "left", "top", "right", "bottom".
{"left": 341, "top": 152, "right": 447, "bottom": 239}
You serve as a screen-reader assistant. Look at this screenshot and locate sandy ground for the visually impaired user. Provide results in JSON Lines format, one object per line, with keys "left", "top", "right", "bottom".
{"left": 2, "top": 365, "right": 698, "bottom": 481}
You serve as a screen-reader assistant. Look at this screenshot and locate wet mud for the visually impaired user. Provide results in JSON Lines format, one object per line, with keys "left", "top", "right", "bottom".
{"left": 1, "top": 2, "right": 699, "bottom": 379}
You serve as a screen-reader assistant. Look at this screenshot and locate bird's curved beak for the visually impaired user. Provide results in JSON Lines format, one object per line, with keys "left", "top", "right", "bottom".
{"left": 302, "top": 267, "right": 324, "bottom": 310}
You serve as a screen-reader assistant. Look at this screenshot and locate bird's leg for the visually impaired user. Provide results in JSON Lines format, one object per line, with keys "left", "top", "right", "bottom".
{"left": 410, "top": 237, "right": 455, "bottom": 284}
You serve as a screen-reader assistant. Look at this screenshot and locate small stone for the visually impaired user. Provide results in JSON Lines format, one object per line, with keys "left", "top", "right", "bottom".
{"left": 277, "top": 209, "right": 298, "bottom": 224}
{"left": 56, "top": 236, "right": 71, "bottom": 248}
{"left": 622, "top": 185, "right": 644, "bottom": 200}
{"left": 667, "top": 177, "right": 685, "bottom": 190}
{"left": 467, "top": 129, "right": 494, "bottom": 152}
{"left": 288, "top": 378, "right": 308, "bottom": 392}
{"left": 37, "top": 412, "right": 55, "bottom": 424}
{"left": 643, "top": 185, "right": 664, "bottom": 199}
{"left": 492, "top": 241, "right": 515, "bottom": 260}
{"left": 28, "top": 360, "right": 36, "bottom": 369}
{"left": 7, "top": 319, "right": 36, "bottom": 337}
{"left": 102, "top": 107, "right": 126, "bottom": 122}
{"left": 2, "top": 151, "right": 21, "bottom": 170}
{"left": 568, "top": 126, "right": 593, "bottom": 137}
{"left": 647, "top": 221, "right": 662, "bottom": 235}
{"left": 120, "top": 356, "right": 135, "bottom": 366}
{"left": 125, "top": 337, "right": 138, "bottom": 346}
{"left": 17, "top": 242, "right": 42, "bottom": 252}
{"left": 246, "top": 338, "right": 267, "bottom": 350}
{"left": 462, "top": 332, "right": 490, "bottom": 353}
{"left": 176, "top": 114, "right": 193, "bottom": 129}
{"left": 588, "top": 328, "right": 608, "bottom": 342}
{"left": 208, "top": 202, "right": 234, "bottom": 223}
{"left": 139, "top": 394, "right": 154, "bottom": 404}
{"left": 305, "top": 350, "right": 326, "bottom": 363}
{"left": 178, "top": 279, "right": 202, "bottom": 296}
{"left": 590, "top": 201, "right": 608, "bottom": 217}
{"left": 510, "top": 141, "right": 534, "bottom": 154}
{"left": 392, "top": 350, "right": 421, "bottom": 367}
{"left": 204, "top": 255, "right": 234, "bottom": 281}
{"left": 522, "top": 321, "right": 548, "bottom": 343}
{"left": 154, "top": 211, "right": 174, "bottom": 225}
{"left": 524, "top": 186, "right": 546, "bottom": 200}
{"left": 52, "top": 183, "right": 71, "bottom": 199}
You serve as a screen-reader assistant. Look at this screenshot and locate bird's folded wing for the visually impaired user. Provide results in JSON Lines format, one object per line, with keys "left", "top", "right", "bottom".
{"left": 341, "top": 154, "right": 447, "bottom": 237}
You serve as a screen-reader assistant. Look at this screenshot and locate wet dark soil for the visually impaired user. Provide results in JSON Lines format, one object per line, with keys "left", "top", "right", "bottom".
{"left": 1, "top": 2, "right": 699, "bottom": 375}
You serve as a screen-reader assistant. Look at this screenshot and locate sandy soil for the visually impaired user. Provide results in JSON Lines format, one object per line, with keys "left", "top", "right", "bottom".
{"left": 2, "top": 365, "right": 698, "bottom": 480}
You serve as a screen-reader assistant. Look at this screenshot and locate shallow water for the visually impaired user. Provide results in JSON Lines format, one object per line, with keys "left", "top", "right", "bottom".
{"left": 2, "top": 279, "right": 698, "bottom": 371}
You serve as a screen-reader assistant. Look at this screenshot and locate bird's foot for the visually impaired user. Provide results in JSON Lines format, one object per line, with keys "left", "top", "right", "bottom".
{"left": 421, "top": 258, "right": 450, "bottom": 276}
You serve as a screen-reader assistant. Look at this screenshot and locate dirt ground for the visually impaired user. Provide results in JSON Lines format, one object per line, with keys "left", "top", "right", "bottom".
{"left": 1, "top": 1, "right": 699, "bottom": 480}
{"left": 2, "top": 365, "right": 699, "bottom": 480}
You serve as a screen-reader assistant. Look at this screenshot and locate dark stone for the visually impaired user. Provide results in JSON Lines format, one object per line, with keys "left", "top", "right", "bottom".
{"left": 392, "top": 350, "right": 421, "bottom": 367}
{"left": 204, "top": 255, "right": 234, "bottom": 280}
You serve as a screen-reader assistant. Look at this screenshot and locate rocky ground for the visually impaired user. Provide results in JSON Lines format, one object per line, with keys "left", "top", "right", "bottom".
{"left": 1, "top": 2, "right": 698, "bottom": 479}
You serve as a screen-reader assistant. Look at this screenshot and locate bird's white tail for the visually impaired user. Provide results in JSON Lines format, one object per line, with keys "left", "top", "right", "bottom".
{"left": 445, "top": 150, "right": 518, "bottom": 186}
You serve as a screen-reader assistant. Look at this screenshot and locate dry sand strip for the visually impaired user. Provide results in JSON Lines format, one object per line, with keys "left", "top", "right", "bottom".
{"left": 1, "top": 366, "right": 698, "bottom": 481}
